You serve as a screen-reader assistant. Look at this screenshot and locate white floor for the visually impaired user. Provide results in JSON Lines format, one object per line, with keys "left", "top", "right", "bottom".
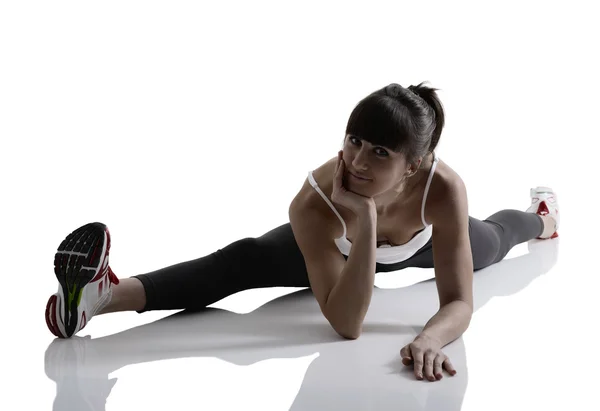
{"left": 7, "top": 230, "right": 599, "bottom": 411}
{"left": 2, "top": 2, "right": 599, "bottom": 410}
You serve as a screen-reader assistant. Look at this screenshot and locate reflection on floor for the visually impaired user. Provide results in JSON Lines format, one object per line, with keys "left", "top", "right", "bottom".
{"left": 44, "top": 238, "right": 559, "bottom": 411}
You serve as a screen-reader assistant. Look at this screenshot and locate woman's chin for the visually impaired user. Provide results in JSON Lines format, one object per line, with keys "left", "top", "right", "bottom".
{"left": 348, "top": 185, "right": 370, "bottom": 196}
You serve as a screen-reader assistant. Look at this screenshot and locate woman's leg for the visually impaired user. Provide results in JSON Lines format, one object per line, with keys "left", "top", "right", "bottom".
{"left": 375, "top": 210, "right": 547, "bottom": 273}
{"left": 98, "top": 277, "right": 146, "bottom": 314}
{"left": 100, "top": 210, "right": 546, "bottom": 314}
{"left": 101, "top": 223, "right": 310, "bottom": 314}
{"left": 477, "top": 209, "right": 546, "bottom": 266}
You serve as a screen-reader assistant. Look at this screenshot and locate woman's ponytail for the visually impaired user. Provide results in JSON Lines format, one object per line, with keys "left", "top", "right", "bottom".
{"left": 408, "top": 82, "right": 445, "bottom": 153}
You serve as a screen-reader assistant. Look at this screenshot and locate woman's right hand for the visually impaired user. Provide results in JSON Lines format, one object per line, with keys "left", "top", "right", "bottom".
{"left": 331, "top": 150, "right": 376, "bottom": 217}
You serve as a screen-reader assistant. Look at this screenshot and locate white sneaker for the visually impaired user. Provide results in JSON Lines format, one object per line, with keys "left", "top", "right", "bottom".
{"left": 525, "top": 186, "right": 560, "bottom": 239}
{"left": 45, "top": 222, "right": 120, "bottom": 338}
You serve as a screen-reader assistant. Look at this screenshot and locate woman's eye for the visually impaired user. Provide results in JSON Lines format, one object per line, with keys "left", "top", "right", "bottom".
{"left": 350, "top": 137, "right": 388, "bottom": 157}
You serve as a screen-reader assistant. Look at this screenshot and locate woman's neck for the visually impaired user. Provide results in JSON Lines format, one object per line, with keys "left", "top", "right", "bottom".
{"left": 374, "top": 152, "right": 434, "bottom": 214}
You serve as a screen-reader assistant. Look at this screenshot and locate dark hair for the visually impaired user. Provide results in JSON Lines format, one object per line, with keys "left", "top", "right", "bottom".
{"left": 344, "top": 81, "right": 445, "bottom": 169}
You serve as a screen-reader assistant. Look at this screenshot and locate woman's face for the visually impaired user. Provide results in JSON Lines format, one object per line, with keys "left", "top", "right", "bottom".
{"left": 342, "top": 134, "right": 415, "bottom": 200}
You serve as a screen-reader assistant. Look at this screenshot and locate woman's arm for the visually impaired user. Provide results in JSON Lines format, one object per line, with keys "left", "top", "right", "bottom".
{"left": 325, "top": 208, "right": 377, "bottom": 339}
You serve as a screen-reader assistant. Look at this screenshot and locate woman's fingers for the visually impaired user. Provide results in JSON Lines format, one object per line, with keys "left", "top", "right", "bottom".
{"left": 400, "top": 345, "right": 412, "bottom": 365}
{"left": 412, "top": 351, "right": 424, "bottom": 380}
{"left": 433, "top": 355, "right": 445, "bottom": 380}
{"left": 444, "top": 357, "right": 457, "bottom": 376}
{"left": 423, "top": 351, "right": 436, "bottom": 381}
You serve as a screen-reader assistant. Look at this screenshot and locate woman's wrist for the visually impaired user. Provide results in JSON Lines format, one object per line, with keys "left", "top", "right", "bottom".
{"left": 357, "top": 204, "right": 377, "bottom": 225}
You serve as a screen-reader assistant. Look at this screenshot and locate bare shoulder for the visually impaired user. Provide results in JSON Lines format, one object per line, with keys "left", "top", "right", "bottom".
{"left": 430, "top": 158, "right": 464, "bottom": 198}
{"left": 427, "top": 159, "right": 468, "bottom": 224}
{"left": 291, "top": 156, "right": 338, "bottom": 217}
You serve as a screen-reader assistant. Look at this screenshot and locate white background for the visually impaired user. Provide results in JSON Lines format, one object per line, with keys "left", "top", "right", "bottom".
{"left": 1, "top": 1, "right": 598, "bottom": 410}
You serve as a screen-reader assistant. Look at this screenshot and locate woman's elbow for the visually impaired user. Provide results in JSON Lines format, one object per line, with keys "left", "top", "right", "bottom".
{"left": 334, "top": 326, "right": 361, "bottom": 340}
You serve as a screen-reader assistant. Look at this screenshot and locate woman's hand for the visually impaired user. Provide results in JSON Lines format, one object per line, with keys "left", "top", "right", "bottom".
{"left": 400, "top": 334, "right": 457, "bottom": 381}
{"left": 331, "top": 150, "right": 376, "bottom": 217}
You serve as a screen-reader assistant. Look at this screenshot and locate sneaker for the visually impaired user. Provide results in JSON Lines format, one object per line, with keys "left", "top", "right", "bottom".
{"left": 526, "top": 186, "right": 560, "bottom": 239}
{"left": 45, "top": 222, "right": 120, "bottom": 338}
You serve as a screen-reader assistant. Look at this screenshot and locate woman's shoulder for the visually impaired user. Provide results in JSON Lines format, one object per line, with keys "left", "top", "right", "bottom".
{"left": 425, "top": 158, "right": 467, "bottom": 224}
{"left": 291, "top": 156, "right": 341, "bottom": 226}
{"left": 296, "top": 156, "right": 336, "bottom": 207}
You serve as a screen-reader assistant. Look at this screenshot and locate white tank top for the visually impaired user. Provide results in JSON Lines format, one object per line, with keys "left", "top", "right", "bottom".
{"left": 307, "top": 152, "right": 439, "bottom": 264}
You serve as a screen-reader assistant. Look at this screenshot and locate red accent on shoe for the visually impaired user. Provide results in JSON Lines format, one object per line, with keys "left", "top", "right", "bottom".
{"left": 81, "top": 311, "right": 87, "bottom": 330}
{"left": 108, "top": 266, "right": 120, "bottom": 285}
{"left": 46, "top": 295, "right": 66, "bottom": 338}
{"left": 45, "top": 295, "right": 59, "bottom": 337}
{"left": 537, "top": 201, "right": 550, "bottom": 216}
{"left": 533, "top": 200, "right": 559, "bottom": 240}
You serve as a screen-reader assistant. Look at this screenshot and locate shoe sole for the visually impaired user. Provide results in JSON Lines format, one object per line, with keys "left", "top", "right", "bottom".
{"left": 46, "top": 222, "right": 110, "bottom": 338}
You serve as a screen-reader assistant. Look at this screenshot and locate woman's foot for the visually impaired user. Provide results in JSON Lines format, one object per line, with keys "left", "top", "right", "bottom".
{"left": 45, "top": 222, "right": 120, "bottom": 338}
{"left": 526, "top": 186, "right": 560, "bottom": 239}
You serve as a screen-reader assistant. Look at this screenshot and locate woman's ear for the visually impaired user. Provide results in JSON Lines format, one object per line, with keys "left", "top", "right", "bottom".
{"left": 409, "top": 158, "right": 423, "bottom": 174}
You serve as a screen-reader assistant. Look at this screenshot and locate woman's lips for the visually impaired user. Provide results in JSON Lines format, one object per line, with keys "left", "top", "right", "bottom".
{"left": 349, "top": 172, "right": 371, "bottom": 181}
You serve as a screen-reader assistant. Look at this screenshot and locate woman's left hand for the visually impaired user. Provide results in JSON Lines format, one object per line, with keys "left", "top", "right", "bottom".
{"left": 400, "top": 334, "right": 457, "bottom": 381}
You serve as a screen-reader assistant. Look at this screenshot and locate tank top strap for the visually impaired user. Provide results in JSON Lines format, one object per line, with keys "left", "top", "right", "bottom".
{"left": 420, "top": 152, "right": 440, "bottom": 227}
{"left": 307, "top": 171, "right": 347, "bottom": 237}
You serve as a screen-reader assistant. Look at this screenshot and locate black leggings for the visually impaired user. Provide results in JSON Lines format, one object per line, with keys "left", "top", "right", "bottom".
{"left": 132, "top": 210, "right": 544, "bottom": 312}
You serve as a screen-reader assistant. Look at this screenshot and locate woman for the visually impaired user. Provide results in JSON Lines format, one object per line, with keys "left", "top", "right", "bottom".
{"left": 45, "top": 82, "right": 560, "bottom": 381}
